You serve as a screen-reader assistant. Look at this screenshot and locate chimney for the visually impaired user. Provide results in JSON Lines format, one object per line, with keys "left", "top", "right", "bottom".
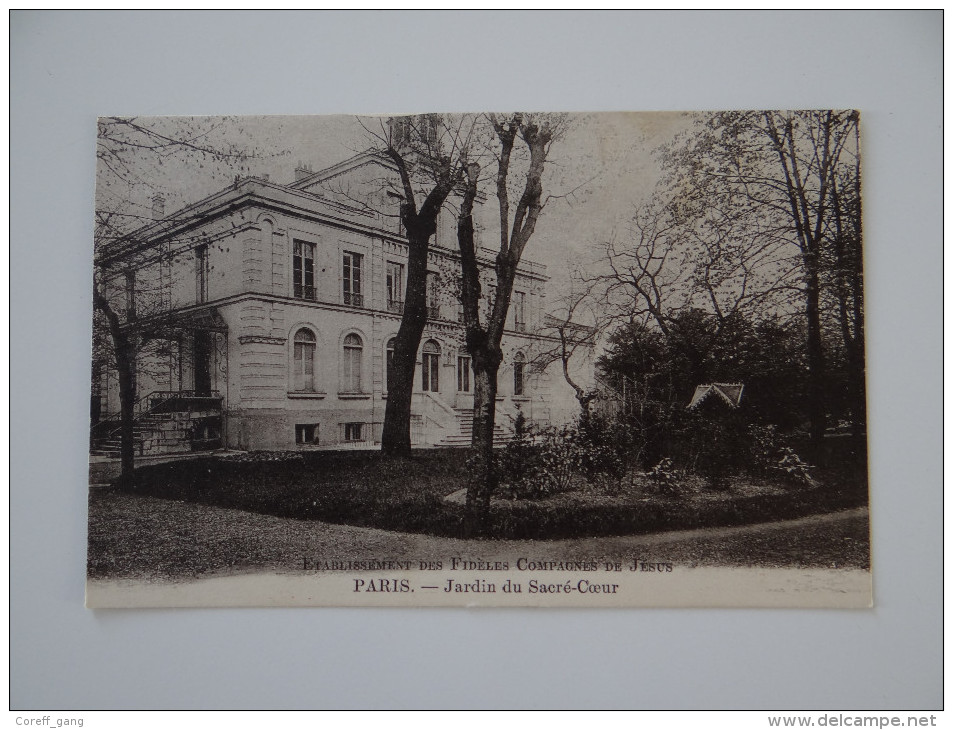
{"left": 151, "top": 193, "right": 166, "bottom": 220}
{"left": 294, "top": 162, "right": 313, "bottom": 181}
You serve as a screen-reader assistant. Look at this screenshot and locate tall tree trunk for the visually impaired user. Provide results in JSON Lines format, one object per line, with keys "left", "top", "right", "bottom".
{"left": 803, "top": 255, "right": 827, "bottom": 455}
{"left": 464, "top": 351, "right": 501, "bottom": 536}
{"left": 381, "top": 224, "right": 431, "bottom": 456}
{"left": 93, "top": 282, "right": 137, "bottom": 485}
{"left": 115, "top": 337, "right": 137, "bottom": 486}
{"left": 830, "top": 174, "right": 866, "bottom": 452}
{"left": 379, "top": 142, "right": 458, "bottom": 456}
{"left": 763, "top": 112, "right": 840, "bottom": 458}
{"left": 455, "top": 117, "right": 556, "bottom": 533}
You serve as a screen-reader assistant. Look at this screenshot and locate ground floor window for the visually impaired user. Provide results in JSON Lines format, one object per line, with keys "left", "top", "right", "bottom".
{"left": 295, "top": 423, "right": 319, "bottom": 445}
{"left": 293, "top": 328, "right": 316, "bottom": 392}
{"left": 422, "top": 339, "right": 440, "bottom": 392}
{"left": 513, "top": 352, "right": 526, "bottom": 396}
{"left": 457, "top": 355, "right": 471, "bottom": 392}
{"left": 386, "top": 337, "right": 396, "bottom": 392}
{"left": 342, "top": 333, "right": 363, "bottom": 392}
{"left": 343, "top": 422, "right": 364, "bottom": 442}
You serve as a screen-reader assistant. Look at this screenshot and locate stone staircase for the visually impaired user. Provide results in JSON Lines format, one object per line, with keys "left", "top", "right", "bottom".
{"left": 89, "top": 391, "right": 223, "bottom": 458}
{"left": 434, "top": 408, "right": 514, "bottom": 449}
{"left": 90, "top": 412, "right": 211, "bottom": 458}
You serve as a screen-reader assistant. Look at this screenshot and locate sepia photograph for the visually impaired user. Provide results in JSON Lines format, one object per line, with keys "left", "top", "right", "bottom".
{"left": 85, "top": 110, "right": 870, "bottom": 608}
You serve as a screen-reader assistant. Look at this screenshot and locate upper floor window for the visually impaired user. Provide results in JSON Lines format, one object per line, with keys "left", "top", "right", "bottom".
{"left": 514, "top": 291, "right": 526, "bottom": 331}
{"left": 386, "top": 262, "right": 404, "bottom": 313}
{"left": 342, "top": 333, "right": 363, "bottom": 392}
{"left": 420, "top": 115, "right": 439, "bottom": 146}
{"left": 422, "top": 339, "right": 440, "bottom": 393}
{"left": 195, "top": 245, "right": 209, "bottom": 304}
{"left": 427, "top": 272, "right": 441, "bottom": 320}
{"left": 513, "top": 352, "right": 526, "bottom": 396}
{"left": 292, "top": 328, "right": 316, "bottom": 392}
{"left": 343, "top": 251, "right": 363, "bottom": 306}
{"left": 293, "top": 240, "right": 316, "bottom": 301}
{"left": 485, "top": 284, "right": 496, "bottom": 320}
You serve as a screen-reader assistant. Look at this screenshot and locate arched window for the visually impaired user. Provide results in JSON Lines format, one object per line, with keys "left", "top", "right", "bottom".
{"left": 513, "top": 352, "right": 526, "bottom": 396}
{"left": 342, "top": 333, "right": 363, "bottom": 392}
{"left": 386, "top": 337, "right": 396, "bottom": 392}
{"left": 422, "top": 339, "right": 440, "bottom": 392}
{"left": 293, "top": 328, "right": 316, "bottom": 392}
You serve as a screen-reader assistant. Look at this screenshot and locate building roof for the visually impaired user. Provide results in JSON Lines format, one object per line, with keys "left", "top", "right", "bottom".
{"left": 687, "top": 383, "right": 745, "bottom": 410}
{"left": 97, "top": 151, "right": 547, "bottom": 282}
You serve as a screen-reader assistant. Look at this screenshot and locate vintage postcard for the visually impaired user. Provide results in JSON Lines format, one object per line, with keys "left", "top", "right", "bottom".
{"left": 86, "top": 112, "right": 870, "bottom": 608}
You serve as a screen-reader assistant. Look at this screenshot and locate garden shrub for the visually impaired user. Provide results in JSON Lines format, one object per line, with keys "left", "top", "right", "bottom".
{"left": 496, "top": 410, "right": 540, "bottom": 494}
{"left": 576, "top": 412, "right": 633, "bottom": 483}
{"left": 497, "top": 412, "right": 645, "bottom": 499}
{"left": 497, "top": 423, "right": 585, "bottom": 500}
{"left": 648, "top": 457, "right": 682, "bottom": 497}
{"left": 746, "top": 424, "right": 782, "bottom": 477}
{"left": 535, "top": 426, "right": 585, "bottom": 495}
{"left": 120, "top": 445, "right": 864, "bottom": 540}
{"left": 770, "top": 446, "right": 817, "bottom": 488}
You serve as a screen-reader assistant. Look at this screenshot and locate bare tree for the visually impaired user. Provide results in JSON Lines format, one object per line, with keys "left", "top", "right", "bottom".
{"left": 456, "top": 113, "right": 565, "bottom": 530}
{"left": 598, "top": 192, "right": 800, "bottom": 386}
{"left": 600, "top": 110, "right": 861, "bottom": 454}
{"left": 759, "top": 110, "right": 860, "bottom": 448}
{"left": 824, "top": 121, "right": 865, "bottom": 443}
{"left": 530, "top": 278, "right": 602, "bottom": 422}
{"left": 352, "top": 115, "right": 479, "bottom": 457}
{"left": 92, "top": 117, "right": 256, "bottom": 484}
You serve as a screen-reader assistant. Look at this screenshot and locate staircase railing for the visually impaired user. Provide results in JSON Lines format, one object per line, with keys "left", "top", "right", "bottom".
{"left": 91, "top": 390, "right": 223, "bottom": 443}
{"left": 421, "top": 391, "right": 455, "bottom": 419}
{"left": 410, "top": 413, "right": 445, "bottom": 445}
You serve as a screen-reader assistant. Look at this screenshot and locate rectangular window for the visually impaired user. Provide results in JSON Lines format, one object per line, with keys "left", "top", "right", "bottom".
{"left": 343, "top": 251, "right": 363, "bottom": 306}
{"left": 386, "top": 261, "right": 404, "bottom": 313}
{"left": 293, "top": 240, "right": 316, "bottom": 300}
{"left": 427, "top": 272, "right": 440, "bottom": 320}
{"left": 457, "top": 355, "right": 471, "bottom": 392}
{"left": 514, "top": 291, "right": 526, "bottom": 331}
{"left": 295, "top": 423, "right": 319, "bottom": 445}
{"left": 195, "top": 245, "right": 209, "bottom": 303}
{"left": 485, "top": 284, "right": 496, "bottom": 320}
{"left": 343, "top": 422, "right": 364, "bottom": 442}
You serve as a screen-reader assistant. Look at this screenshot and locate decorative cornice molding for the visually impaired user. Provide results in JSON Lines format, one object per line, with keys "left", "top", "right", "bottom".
{"left": 238, "top": 335, "right": 287, "bottom": 345}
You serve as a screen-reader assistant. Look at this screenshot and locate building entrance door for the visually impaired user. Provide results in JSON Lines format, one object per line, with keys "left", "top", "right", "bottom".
{"left": 194, "top": 331, "right": 212, "bottom": 396}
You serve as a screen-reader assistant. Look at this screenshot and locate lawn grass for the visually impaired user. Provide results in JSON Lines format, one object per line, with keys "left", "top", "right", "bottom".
{"left": 87, "top": 489, "right": 870, "bottom": 580}
{"left": 121, "top": 448, "right": 869, "bottom": 541}
{"left": 128, "top": 449, "right": 470, "bottom": 534}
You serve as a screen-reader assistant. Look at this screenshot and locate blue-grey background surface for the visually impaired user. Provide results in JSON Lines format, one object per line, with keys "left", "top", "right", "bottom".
{"left": 10, "top": 10, "right": 942, "bottom": 709}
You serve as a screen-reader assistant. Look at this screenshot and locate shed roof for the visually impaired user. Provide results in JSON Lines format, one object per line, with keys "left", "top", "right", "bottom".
{"left": 687, "top": 383, "right": 745, "bottom": 410}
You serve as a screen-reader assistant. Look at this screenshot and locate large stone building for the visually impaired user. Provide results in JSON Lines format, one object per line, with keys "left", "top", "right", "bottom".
{"left": 91, "top": 146, "right": 590, "bottom": 456}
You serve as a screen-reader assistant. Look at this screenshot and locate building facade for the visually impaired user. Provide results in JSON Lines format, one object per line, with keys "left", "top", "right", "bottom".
{"left": 92, "top": 150, "right": 589, "bottom": 455}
